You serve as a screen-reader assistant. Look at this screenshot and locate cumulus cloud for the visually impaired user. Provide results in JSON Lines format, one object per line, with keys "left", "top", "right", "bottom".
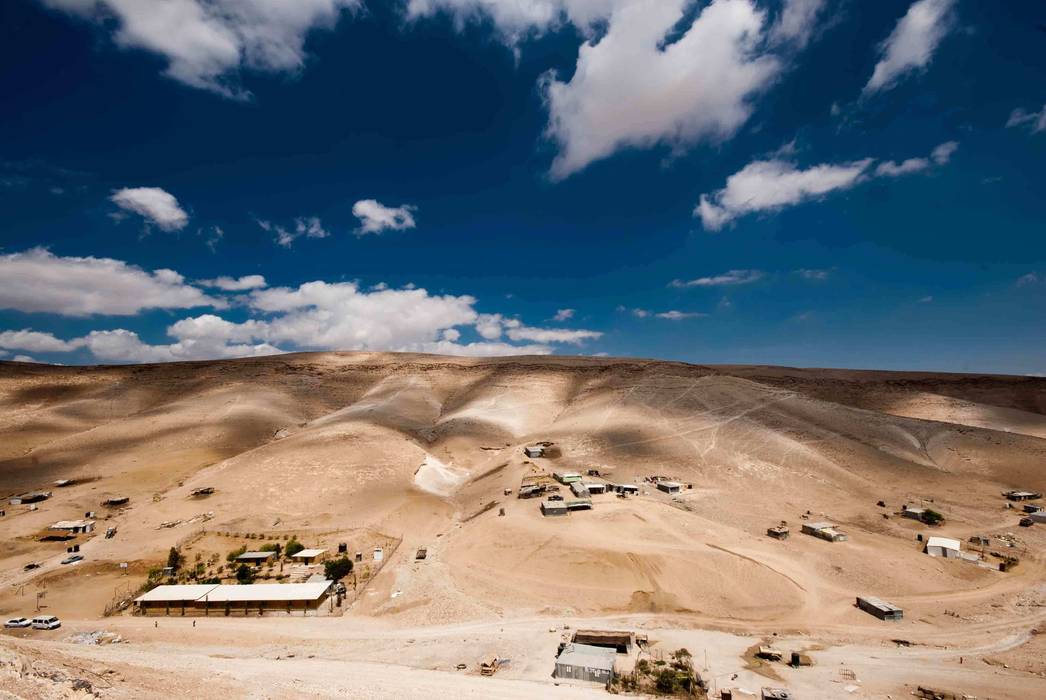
{"left": 553, "top": 308, "right": 575, "bottom": 321}
{"left": 0, "top": 329, "right": 81, "bottom": 352}
{"left": 110, "top": 187, "right": 189, "bottom": 231}
{"left": 1006, "top": 105, "right": 1046, "bottom": 134}
{"left": 544, "top": 0, "right": 781, "bottom": 179}
{"left": 671, "top": 269, "right": 764, "bottom": 288}
{"left": 405, "top": 0, "right": 622, "bottom": 43}
{"left": 695, "top": 142, "right": 957, "bottom": 229}
{"left": 41, "top": 0, "right": 359, "bottom": 98}
{"left": 863, "top": 0, "right": 954, "bottom": 95}
{"left": 11, "top": 355, "right": 38, "bottom": 363}
{"left": 5, "top": 278, "right": 603, "bottom": 363}
{"left": 0, "top": 248, "right": 220, "bottom": 316}
{"left": 1016, "top": 272, "right": 1041, "bottom": 287}
{"left": 199, "top": 274, "right": 267, "bottom": 291}
{"left": 352, "top": 199, "right": 417, "bottom": 235}
{"left": 655, "top": 310, "right": 707, "bottom": 320}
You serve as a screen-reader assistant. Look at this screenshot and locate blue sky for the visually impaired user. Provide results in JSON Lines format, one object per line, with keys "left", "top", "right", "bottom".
{"left": 0, "top": 0, "right": 1044, "bottom": 372}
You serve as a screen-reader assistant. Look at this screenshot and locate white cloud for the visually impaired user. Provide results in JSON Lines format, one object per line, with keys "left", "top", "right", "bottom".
{"left": 1016, "top": 273, "right": 1040, "bottom": 287}
{"left": 795, "top": 268, "right": 830, "bottom": 281}
{"left": 404, "top": 0, "right": 622, "bottom": 43}
{"left": 671, "top": 269, "right": 764, "bottom": 288}
{"left": 110, "top": 187, "right": 189, "bottom": 231}
{"left": 41, "top": 0, "right": 359, "bottom": 98}
{"left": 769, "top": 0, "right": 827, "bottom": 48}
{"left": 352, "top": 199, "right": 417, "bottom": 235}
{"left": 553, "top": 308, "right": 575, "bottom": 321}
{"left": 918, "top": 295, "right": 933, "bottom": 303}
{"left": 1006, "top": 105, "right": 1046, "bottom": 134}
{"left": 874, "top": 140, "right": 956, "bottom": 177}
{"left": 12, "top": 355, "right": 38, "bottom": 363}
{"left": 543, "top": 0, "right": 781, "bottom": 179}
{"left": 696, "top": 141, "right": 957, "bottom": 229}
{"left": 863, "top": 0, "right": 954, "bottom": 95}
{"left": 199, "top": 274, "right": 267, "bottom": 291}
{"left": 655, "top": 310, "right": 706, "bottom": 320}
{"left": 80, "top": 327, "right": 283, "bottom": 364}
{"left": 697, "top": 158, "right": 871, "bottom": 230}
{"left": 0, "top": 248, "right": 221, "bottom": 316}
{"left": 258, "top": 216, "right": 329, "bottom": 248}
{"left": 505, "top": 325, "right": 602, "bottom": 344}
{"left": 0, "top": 329, "right": 81, "bottom": 352}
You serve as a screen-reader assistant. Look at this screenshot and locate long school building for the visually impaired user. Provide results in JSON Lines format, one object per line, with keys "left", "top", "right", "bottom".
{"left": 134, "top": 582, "right": 333, "bottom": 616}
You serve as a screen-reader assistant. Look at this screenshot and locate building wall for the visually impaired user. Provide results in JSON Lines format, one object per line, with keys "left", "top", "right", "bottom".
{"left": 554, "top": 662, "right": 612, "bottom": 683}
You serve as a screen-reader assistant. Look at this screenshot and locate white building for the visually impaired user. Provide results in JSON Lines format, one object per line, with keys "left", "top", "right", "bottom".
{"left": 924, "top": 536, "right": 962, "bottom": 558}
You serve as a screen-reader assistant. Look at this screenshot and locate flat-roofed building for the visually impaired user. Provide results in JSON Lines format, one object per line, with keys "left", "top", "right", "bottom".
{"left": 801, "top": 522, "right": 848, "bottom": 542}
{"left": 856, "top": 595, "right": 903, "bottom": 620}
{"left": 572, "top": 630, "right": 634, "bottom": 653}
{"left": 553, "top": 471, "right": 582, "bottom": 484}
{"left": 610, "top": 484, "right": 639, "bottom": 495}
{"left": 235, "top": 551, "right": 277, "bottom": 566}
{"left": 136, "top": 582, "right": 332, "bottom": 616}
{"left": 1003, "top": 490, "right": 1042, "bottom": 501}
{"left": 541, "top": 500, "right": 568, "bottom": 517}
{"left": 554, "top": 643, "right": 616, "bottom": 684}
{"left": 49, "top": 519, "right": 94, "bottom": 534}
{"left": 565, "top": 498, "right": 592, "bottom": 511}
{"left": 523, "top": 446, "right": 545, "bottom": 458}
{"left": 581, "top": 482, "right": 606, "bottom": 494}
{"left": 570, "top": 482, "right": 590, "bottom": 497}
{"left": 656, "top": 481, "right": 682, "bottom": 494}
{"left": 924, "top": 536, "right": 962, "bottom": 558}
{"left": 290, "top": 548, "right": 326, "bottom": 564}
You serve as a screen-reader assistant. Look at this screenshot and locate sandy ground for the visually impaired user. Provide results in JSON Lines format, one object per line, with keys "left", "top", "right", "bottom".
{"left": 2, "top": 352, "right": 1046, "bottom": 698}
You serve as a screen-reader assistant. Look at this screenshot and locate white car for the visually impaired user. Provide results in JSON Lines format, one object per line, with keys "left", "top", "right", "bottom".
{"left": 30, "top": 615, "right": 61, "bottom": 630}
{"left": 4, "top": 617, "right": 30, "bottom": 628}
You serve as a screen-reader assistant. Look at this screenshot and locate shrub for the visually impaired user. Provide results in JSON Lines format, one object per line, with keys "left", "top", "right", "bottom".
{"left": 922, "top": 509, "right": 944, "bottom": 525}
{"left": 260, "top": 542, "right": 282, "bottom": 557}
{"left": 285, "top": 539, "right": 305, "bottom": 558}
{"left": 654, "top": 669, "right": 678, "bottom": 694}
{"left": 324, "top": 557, "right": 353, "bottom": 581}
{"left": 235, "top": 564, "right": 255, "bottom": 584}
{"left": 226, "top": 545, "right": 247, "bottom": 562}
{"left": 166, "top": 547, "right": 182, "bottom": 571}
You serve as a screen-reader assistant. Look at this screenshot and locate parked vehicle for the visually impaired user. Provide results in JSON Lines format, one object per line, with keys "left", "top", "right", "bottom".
{"left": 22, "top": 562, "right": 40, "bottom": 571}
{"left": 60, "top": 554, "right": 83, "bottom": 565}
{"left": 5, "top": 617, "right": 30, "bottom": 628}
{"left": 31, "top": 616, "right": 61, "bottom": 630}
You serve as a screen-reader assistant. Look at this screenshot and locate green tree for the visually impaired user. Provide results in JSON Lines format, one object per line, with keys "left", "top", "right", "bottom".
{"left": 922, "top": 509, "right": 944, "bottom": 525}
{"left": 226, "top": 545, "right": 247, "bottom": 562}
{"left": 324, "top": 557, "right": 353, "bottom": 581}
{"left": 285, "top": 538, "right": 305, "bottom": 558}
{"left": 260, "top": 542, "right": 282, "bottom": 557}
{"left": 166, "top": 547, "right": 182, "bottom": 571}
{"left": 235, "top": 564, "right": 254, "bottom": 584}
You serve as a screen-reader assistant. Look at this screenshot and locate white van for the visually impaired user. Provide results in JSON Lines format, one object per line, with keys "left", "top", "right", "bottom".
{"left": 31, "top": 615, "right": 61, "bottom": 630}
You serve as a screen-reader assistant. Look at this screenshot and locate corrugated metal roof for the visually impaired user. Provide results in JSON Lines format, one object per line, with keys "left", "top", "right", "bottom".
{"left": 235, "top": 551, "right": 276, "bottom": 560}
{"left": 804, "top": 522, "right": 835, "bottom": 530}
{"left": 926, "top": 536, "right": 961, "bottom": 551}
{"left": 136, "top": 585, "right": 219, "bottom": 603}
{"left": 50, "top": 520, "right": 94, "bottom": 529}
{"left": 199, "top": 582, "right": 331, "bottom": 602}
{"left": 556, "top": 643, "right": 616, "bottom": 671}
{"left": 292, "top": 549, "right": 326, "bottom": 559}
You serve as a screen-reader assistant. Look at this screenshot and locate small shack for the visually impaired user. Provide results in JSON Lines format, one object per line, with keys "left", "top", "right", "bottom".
{"left": 291, "top": 548, "right": 326, "bottom": 565}
{"left": 572, "top": 630, "right": 634, "bottom": 653}
{"left": 1003, "top": 490, "right": 1042, "bottom": 501}
{"left": 553, "top": 471, "right": 582, "bottom": 484}
{"left": 10, "top": 491, "right": 51, "bottom": 505}
{"left": 524, "top": 446, "right": 546, "bottom": 459}
{"left": 518, "top": 484, "right": 547, "bottom": 499}
{"left": 924, "top": 536, "right": 961, "bottom": 558}
{"left": 761, "top": 689, "right": 792, "bottom": 700}
{"left": 235, "top": 551, "right": 277, "bottom": 566}
{"left": 901, "top": 506, "right": 925, "bottom": 522}
{"left": 856, "top": 596, "right": 903, "bottom": 621}
{"left": 801, "top": 522, "right": 848, "bottom": 542}
{"left": 581, "top": 482, "right": 606, "bottom": 495}
{"left": 1022, "top": 503, "right": 1044, "bottom": 514}
{"left": 554, "top": 643, "right": 616, "bottom": 684}
{"left": 656, "top": 481, "right": 682, "bottom": 494}
{"left": 610, "top": 484, "right": 639, "bottom": 495}
{"left": 190, "top": 487, "right": 215, "bottom": 497}
{"left": 102, "top": 496, "right": 130, "bottom": 507}
{"left": 570, "top": 482, "right": 591, "bottom": 497}
{"left": 565, "top": 498, "right": 592, "bottom": 511}
{"left": 50, "top": 519, "right": 94, "bottom": 534}
{"left": 767, "top": 525, "right": 790, "bottom": 540}
{"left": 541, "top": 500, "right": 568, "bottom": 517}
